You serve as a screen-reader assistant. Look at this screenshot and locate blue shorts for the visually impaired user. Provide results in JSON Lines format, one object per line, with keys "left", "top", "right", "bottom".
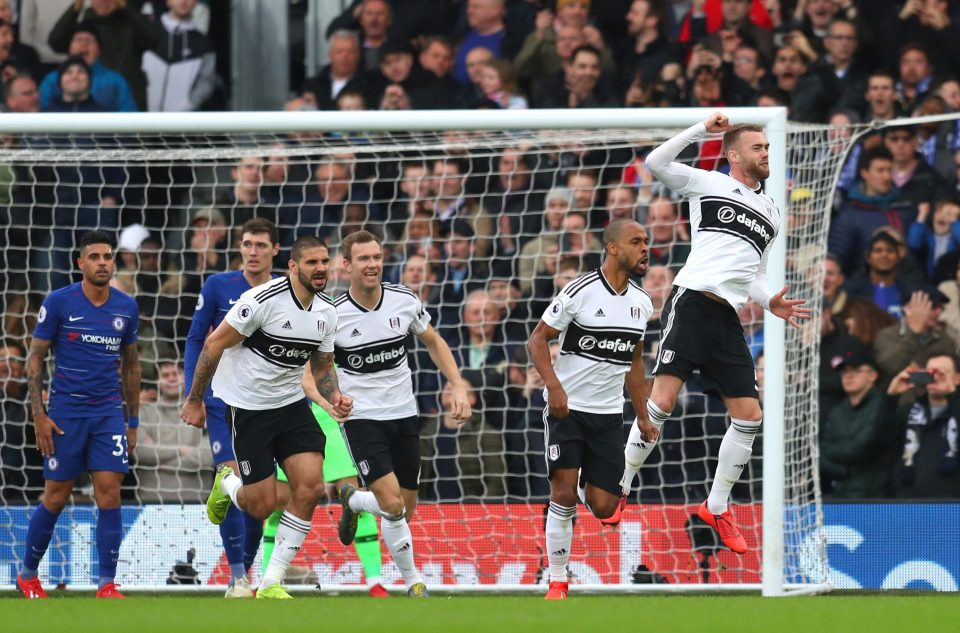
{"left": 44, "top": 416, "right": 129, "bottom": 481}
{"left": 205, "top": 397, "right": 235, "bottom": 464}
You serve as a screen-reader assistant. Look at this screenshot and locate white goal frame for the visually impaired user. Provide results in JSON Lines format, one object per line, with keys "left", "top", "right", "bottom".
{"left": 0, "top": 107, "right": 829, "bottom": 597}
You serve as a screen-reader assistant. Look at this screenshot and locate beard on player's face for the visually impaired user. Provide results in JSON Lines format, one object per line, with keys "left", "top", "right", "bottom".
{"left": 296, "top": 266, "right": 326, "bottom": 294}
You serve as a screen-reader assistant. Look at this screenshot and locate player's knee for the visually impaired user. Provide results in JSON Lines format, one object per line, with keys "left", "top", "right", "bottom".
{"left": 550, "top": 490, "right": 578, "bottom": 508}
{"left": 93, "top": 487, "right": 121, "bottom": 509}
{"left": 380, "top": 495, "right": 405, "bottom": 517}
{"left": 293, "top": 478, "right": 326, "bottom": 506}
{"left": 591, "top": 500, "right": 617, "bottom": 520}
{"left": 246, "top": 498, "right": 275, "bottom": 521}
{"left": 42, "top": 495, "right": 68, "bottom": 514}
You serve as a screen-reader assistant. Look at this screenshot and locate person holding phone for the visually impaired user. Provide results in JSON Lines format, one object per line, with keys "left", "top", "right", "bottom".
{"left": 888, "top": 353, "right": 960, "bottom": 498}
{"left": 874, "top": 284, "right": 957, "bottom": 387}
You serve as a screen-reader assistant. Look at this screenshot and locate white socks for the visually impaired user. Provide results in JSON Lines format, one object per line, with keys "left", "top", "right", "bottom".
{"left": 348, "top": 490, "right": 384, "bottom": 516}
{"left": 622, "top": 401, "right": 669, "bottom": 494}
{"left": 707, "top": 417, "right": 761, "bottom": 514}
{"left": 381, "top": 512, "right": 423, "bottom": 587}
{"left": 545, "top": 502, "right": 576, "bottom": 583}
{"left": 262, "top": 511, "right": 310, "bottom": 588}
{"left": 221, "top": 471, "right": 243, "bottom": 510}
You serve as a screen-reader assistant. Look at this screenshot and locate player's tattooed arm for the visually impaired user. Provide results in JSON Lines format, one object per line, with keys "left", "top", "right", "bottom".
{"left": 185, "top": 321, "right": 245, "bottom": 404}
{"left": 121, "top": 343, "right": 141, "bottom": 417}
{"left": 27, "top": 338, "right": 50, "bottom": 418}
{"left": 186, "top": 348, "right": 220, "bottom": 404}
{"left": 27, "top": 337, "right": 62, "bottom": 457}
{"left": 310, "top": 350, "right": 353, "bottom": 419}
{"left": 25, "top": 338, "right": 51, "bottom": 419}
{"left": 310, "top": 350, "right": 340, "bottom": 401}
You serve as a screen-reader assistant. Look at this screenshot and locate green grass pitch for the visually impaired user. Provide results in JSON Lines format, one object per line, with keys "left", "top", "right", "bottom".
{"left": 2, "top": 594, "right": 959, "bottom": 633}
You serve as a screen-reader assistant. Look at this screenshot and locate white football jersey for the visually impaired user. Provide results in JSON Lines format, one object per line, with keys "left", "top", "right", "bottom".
{"left": 646, "top": 122, "right": 781, "bottom": 312}
{"left": 213, "top": 276, "right": 337, "bottom": 411}
{"left": 333, "top": 283, "right": 431, "bottom": 420}
{"left": 541, "top": 269, "right": 653, "bottom": 414}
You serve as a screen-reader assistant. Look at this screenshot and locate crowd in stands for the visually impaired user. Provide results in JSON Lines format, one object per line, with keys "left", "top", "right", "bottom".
{"left": 3, "top": 0, "right": 960, "bottom": 505}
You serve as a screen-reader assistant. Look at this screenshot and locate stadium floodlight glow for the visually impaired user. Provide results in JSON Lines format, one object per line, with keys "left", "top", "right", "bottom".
{"left": 0, "top": 108, "right": 842, "bottom": 597}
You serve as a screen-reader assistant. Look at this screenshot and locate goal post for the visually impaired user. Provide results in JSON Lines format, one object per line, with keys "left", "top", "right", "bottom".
{"left": 0, "top": 107, "right": 834, "bottom": 595}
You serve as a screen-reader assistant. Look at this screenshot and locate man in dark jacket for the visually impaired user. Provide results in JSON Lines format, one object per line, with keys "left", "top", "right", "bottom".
{"left": 820, "top": 348, "right": 893, "bottom": 498}
{"left": 888, "top": 353, "right": 960, "bottom": 498}
{"left": 829, "top": 146, "right": 919, "bottom": 275}
{"left": 48, "top": 0, "right": 164, "bottom": 110}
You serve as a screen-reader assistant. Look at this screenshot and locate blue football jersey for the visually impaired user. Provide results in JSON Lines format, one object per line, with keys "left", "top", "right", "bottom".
{"left": 33, "top": 283, "right": 139, "bottom": 418}
{"left": 184, "top": 270, "right": 277, "bottom": 398}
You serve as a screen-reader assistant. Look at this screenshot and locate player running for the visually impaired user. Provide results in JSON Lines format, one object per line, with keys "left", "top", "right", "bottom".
{"left": 324, "top": 230, "right": 472, "bottom": 598}
{"left": 625, "top": 112, "right": 810, "bottom": 554}
{"left": 528, "top": 219, "right": 653, "bottom": 600}
{"left": 184, "top": 217, "right": 279, "bottom": 597}
{"left": 18, "top": 231, "right": 140, "bottom": 599}
{"left": 181, "top": 235, "right": 351, "bottom": 599}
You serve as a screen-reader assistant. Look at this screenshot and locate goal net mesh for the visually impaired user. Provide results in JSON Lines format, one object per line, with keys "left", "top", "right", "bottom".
{"left": 0, "top": 117, "right": 852, "bottom": 590}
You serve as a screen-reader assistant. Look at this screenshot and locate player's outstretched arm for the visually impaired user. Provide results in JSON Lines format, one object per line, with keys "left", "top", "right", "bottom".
{"left": 417, "top": 325, "right": 472, "bottom": 423}
{"left": 121, "top": 342, "right": 141, "bottom": 452}
{"left": 180, "top": 320, "right": 245, "bottom": 427}
{"left": 528, "top": 320, "right": 568, "bottom": 419}
{"left": 624, "top": 343, "right": 657, "bottom": 442}
{"left": 645, "top": 111, "right": 729, "bottom": 190}
{"left": 26, "top": 337, "right": 61, "bottom": 457}
{"left": 768, "top": 285, "right": 812, "bottom": 329}
{"left": 310, "top": 350, "right": 353, "bottom": 420}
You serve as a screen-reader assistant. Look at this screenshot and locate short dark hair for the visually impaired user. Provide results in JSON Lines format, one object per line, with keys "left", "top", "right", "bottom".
{"left": 898, "top": 41, "right": 929, "bottom": 64}
{"left": 868, "top": 68, "right": 897, "bottom": 85}
{"left": 570, "top": 44, "right": 601, "bottom": 64}
{"left": 79, "top": 230, "right": 113, "bottom": 254}
{"left": 240, "top": 217, "right": 279, "bottom": 246}
{"left": 722, "top": 124, "right": 765, "bottom": 154}
{"left": 290, "top": 235, "right": 327, "bottom": 262}
{"left": 859, "top": 146, "right": 894, "bottom": 172}
{"left": 602, "top": 218, "right": 636, "bottom": 248}
{"left": 340, "top": 229, "right": 381, "bottom": 261}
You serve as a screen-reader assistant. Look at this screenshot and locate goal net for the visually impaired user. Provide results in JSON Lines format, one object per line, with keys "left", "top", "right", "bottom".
{"left": 0, "top": 108, "right": 847, "bottom": 594}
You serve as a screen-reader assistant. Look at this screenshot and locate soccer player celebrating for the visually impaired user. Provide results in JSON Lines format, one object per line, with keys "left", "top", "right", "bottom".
{"left": 327, "top": 230, "right": 471, "bottom": 598}
{"left": 18, "top": 231, "right": 140, "bottom": 599}
{"left": 626, "top": 112, "right": 811, "bottom": 554}
{"left": 184, "top": 217, "right": 279, "bottom": 597}
{"left": 528, "top": 219, "right": 653, "bottom": 601}
{"left": 181, "top": 235, "right": 350, "bottom": 600}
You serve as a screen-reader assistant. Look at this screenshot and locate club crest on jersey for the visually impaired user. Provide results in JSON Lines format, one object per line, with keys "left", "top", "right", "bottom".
{"left": 317, "top": 321, "right": 325, "bottom": 334}
{"left": 240, "top": 461, "right": 251, "bottom": 476}
{"left": 112, "top": 317, "right": 126, "bottom": 331}
{"left": 47, "top": 457, "right": 58, "bottom": 471}
{"left": 661, "top": 349, "right": 675, "bottom": 364}
{"left": 548, "top": 445, "right": 560, "bottom": 461}
{"left": 390, "top": 317, "right": 401, "bottom": 331}
{"left": 631, "top": 307, "right": 641, "bottom": 320}
{"left": 359, "top": 460, "right": 370, "bottom": 476}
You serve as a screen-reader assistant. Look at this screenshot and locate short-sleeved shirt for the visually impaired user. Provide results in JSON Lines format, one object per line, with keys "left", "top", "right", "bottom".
{"left": 333, "top": 283, "right": 431, "bottom": 421}
{"left": 33, "top": 283, "right": 139, "bottom": 418}
{"left": 541, "top": 270, "right": 653, "bottom": 415}
{"left": 212, "top": 276, "right": 338, "bottom": 411}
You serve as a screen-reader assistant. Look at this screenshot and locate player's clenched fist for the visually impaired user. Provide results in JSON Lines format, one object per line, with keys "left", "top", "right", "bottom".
{"left": 704, "top": 111, "right": 733, "bottom": 134}
{"left": 180, "top": 399, "right": 206, "bottom": 428}
{"left": 331, "top": 392, "right": 353, "bottom": 419}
